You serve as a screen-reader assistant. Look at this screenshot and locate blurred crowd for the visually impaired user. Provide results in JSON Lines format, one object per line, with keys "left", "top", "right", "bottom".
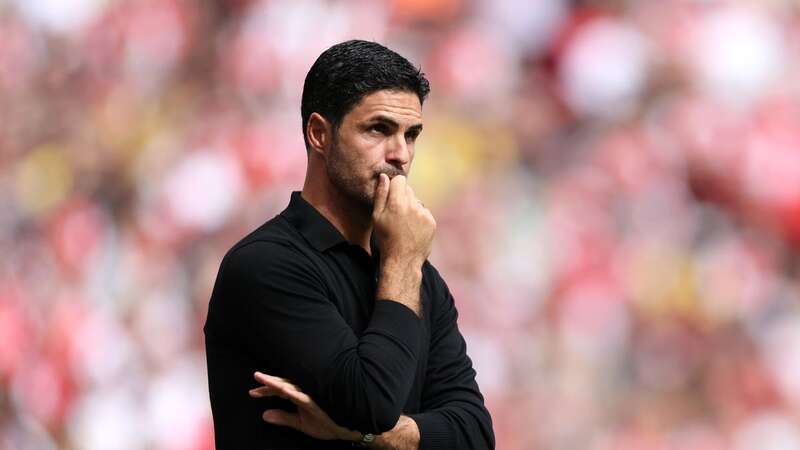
{"left": 2, "top": 0, "right": 800, "bottom": 449}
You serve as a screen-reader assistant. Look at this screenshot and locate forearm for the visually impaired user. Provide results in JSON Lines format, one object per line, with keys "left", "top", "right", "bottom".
{"left": 372, "top": 173, "right": 434, "bottom": 319}
{"left": 376, "top": 259, "right": 423, "bottom": 317}
{"left": 331, "top": 301, "right": 422, "bottom": 433}
{"left": 318, "top": 262, "right": 422, "bottom": 431}
{"left": 405, "top": 275, "right": 495, "bottom": 450}
{"left": 366, "top": 415, "right": 419, "bottom": 450}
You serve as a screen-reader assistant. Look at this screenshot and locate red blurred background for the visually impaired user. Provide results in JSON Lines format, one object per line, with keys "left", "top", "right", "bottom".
{"left": 2, "top": 0, "right": 800, "bottom": 449}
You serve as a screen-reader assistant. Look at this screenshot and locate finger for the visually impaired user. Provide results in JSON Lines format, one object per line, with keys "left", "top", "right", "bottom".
{"left": 253, "top": 383, "right": 296, "bottom": 403}
{"left": 254, "top": 373, "right": 313, "bottom": 406}
{"left": 249, "top": 386, "right": 277, "bottom": 398}
{"left": 278, "top": 384, "right": 313, "bottom": 407}
{"left": 425, "top": 210, "right": 437, "bottom": 228}
{"left": 406, "top": 184, "right": 417, "bottom": 205}
{"left": 262, "top": 409, "right": 301, "bottom": 430}
{"left": 373, "top": 173, "right": 390, "bottom": 215}
{"left": 387, "top": 175, "right": 407, "bottom": 208}
{"left": 408, "top": 186, "right": 429, "bottom": 214}
{"left": 254, "top": 372, "right": 293, "bottom": 388}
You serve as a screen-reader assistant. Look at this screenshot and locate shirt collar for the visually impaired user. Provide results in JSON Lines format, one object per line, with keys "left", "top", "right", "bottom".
{"left": 280, "top": 191, "right": 348, "bottom": 252}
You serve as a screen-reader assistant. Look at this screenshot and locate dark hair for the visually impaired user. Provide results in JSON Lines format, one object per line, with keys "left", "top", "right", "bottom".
{"left": 301, "top": 40, "right": 431, "bottom": 151}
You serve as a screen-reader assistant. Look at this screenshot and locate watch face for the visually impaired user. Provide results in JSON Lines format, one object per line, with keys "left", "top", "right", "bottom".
{"left": 363, "top": 433, "right": 375, "bottom": 443}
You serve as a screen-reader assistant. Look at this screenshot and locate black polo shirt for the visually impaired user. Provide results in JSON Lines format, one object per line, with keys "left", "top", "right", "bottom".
{"left": 204, "top": 191, "right": 495, "bottom": 449}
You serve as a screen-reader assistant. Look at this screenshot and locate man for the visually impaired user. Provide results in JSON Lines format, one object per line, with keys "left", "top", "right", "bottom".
{"left": 204, "top": 40, "right": 495, "bottom": 449}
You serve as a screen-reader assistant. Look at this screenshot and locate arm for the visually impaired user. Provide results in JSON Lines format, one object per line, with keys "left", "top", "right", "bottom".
{"left": 362, "top": 271, "right": 494, "bottom": 450}
{"left": 406, "top": 271, "right": 495, "bottom": 450}
{"left": 248, "top": 271, "right": 495, "bottom": 450}
{"left": 366, "top": 415, "right": 419, "bottom": 450}
{"left": 249, "top": 374, "right": 420, "bottom": 448}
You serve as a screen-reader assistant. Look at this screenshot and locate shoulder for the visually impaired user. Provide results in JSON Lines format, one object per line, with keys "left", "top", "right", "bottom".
{"left": 220, "top": 216, "right": 321, "bottom": 284}
{"left": 230, "top": 214, "right": 295, "bottom": 253}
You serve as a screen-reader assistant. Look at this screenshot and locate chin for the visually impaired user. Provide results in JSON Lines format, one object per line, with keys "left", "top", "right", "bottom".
{"left": 336, "top": 183, "right": 374, "bottom": 212}
{"left": 355, "top": 190, "right": 375, "bottom": 211}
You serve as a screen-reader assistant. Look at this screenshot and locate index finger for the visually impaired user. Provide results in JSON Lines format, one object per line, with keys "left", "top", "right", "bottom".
{"left": 387, "top": 175, "right": 407, "bottom": 208}
{"left": 254, "top": 372, "right": 294, "bottom": 389}
{"left": 373, "top": 173, "right": 390, "bottom": 215}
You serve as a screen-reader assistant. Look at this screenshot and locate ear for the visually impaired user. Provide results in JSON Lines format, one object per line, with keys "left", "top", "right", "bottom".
{"left": 306, "top": 112, "right": 332, "bottom": 157}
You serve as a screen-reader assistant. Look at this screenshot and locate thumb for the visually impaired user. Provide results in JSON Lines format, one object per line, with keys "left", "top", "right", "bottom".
{"left": 373, "top": 173, "right": 389, "bottom": 216}
{"left": 263, "top": 409, "right": 301, "bottom": 430}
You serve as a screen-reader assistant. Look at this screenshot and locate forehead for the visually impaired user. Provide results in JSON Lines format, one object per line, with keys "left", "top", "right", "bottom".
{"left": 346, "top": 90, "right": 422, "bottom": 124}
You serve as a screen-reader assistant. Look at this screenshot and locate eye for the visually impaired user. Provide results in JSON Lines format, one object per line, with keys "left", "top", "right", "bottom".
{"left": 405, "top": 130, "right": 420, "bottom": 143}
{"left": 368, "top": 124, "right": 389, "bottom": 135}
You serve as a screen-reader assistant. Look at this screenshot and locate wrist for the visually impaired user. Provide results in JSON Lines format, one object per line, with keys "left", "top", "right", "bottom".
{"left": 377, "top": 260, "right": 423, "bottom": 317}
{"left": 376, "top": 267, "right": 422, "bottom": 298}
{"left": 340, "top": 430, "right": 377, "bottom": 448}
{"left": 380, "top": 254, "right": 425, "bottom": 272}
{"left": 379, "top": 261, "right": 423, "bottom": 284}
{"left": 338, "top": 428, "right": 363, "bottom": 442}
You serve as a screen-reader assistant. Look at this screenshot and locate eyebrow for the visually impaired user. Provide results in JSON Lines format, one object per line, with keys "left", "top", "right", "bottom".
{"left": 367, "top": 115, "right": 424, "bottom": 134}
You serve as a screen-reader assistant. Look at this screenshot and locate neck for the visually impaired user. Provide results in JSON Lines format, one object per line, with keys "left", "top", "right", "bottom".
{"left": 301, "top": 178, "right": 373, "bottom": 254}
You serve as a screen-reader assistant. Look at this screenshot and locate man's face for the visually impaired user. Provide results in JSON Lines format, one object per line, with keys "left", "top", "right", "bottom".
{"left": 325, "top": 89, "right": 423, "bottom": 210}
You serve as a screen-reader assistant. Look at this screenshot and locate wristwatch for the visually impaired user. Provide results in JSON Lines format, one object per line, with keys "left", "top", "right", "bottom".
{"left": 351, "top": 432, "right": 375, "bottom": 447}
{"left": 361, "top": 433, "right": 375, "bottom": 444}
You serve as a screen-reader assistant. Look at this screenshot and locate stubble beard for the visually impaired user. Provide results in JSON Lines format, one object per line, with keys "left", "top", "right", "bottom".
{"left": 326, "top": 139, "right": 377, "bottom": 214}
{"left": 326, "top": 138, "right": 406, "bottom": 215}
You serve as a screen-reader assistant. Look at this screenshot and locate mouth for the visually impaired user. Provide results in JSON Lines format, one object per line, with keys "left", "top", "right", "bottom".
{"left": 377, "top": 169, "right": 405, "bottom": 179}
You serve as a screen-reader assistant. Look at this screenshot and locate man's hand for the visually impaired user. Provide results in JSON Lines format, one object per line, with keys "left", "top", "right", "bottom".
{"left": 372, "top": 174, "right": 435, "bottom": 316}
{"left": 249, "top": 372, "right": 420, "bottom": 450}
{"left": 249, "top": 372, "right": 361, "bottom": 442}
{"left": 372, "top": 174, "right": 436, "bottom": 269}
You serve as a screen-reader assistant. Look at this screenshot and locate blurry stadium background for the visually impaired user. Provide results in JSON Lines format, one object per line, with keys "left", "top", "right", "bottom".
{"left": 2, "top": 0, "right": 800, "bottom": 449}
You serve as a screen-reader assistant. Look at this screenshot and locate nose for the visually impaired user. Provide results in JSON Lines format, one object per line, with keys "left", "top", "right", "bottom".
{"left": 385, "top": 134, "right": 411, "bottom": 169}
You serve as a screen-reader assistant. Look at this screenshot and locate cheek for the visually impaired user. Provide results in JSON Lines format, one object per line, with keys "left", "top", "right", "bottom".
{"left": 353, "top": 137, "right": 386, "bottom": 164}
{"left": 335, "top": 140, "right": 380, "bottom": 176}
{"left": 356, "top": 134, "right": 386, "bottom": 156}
